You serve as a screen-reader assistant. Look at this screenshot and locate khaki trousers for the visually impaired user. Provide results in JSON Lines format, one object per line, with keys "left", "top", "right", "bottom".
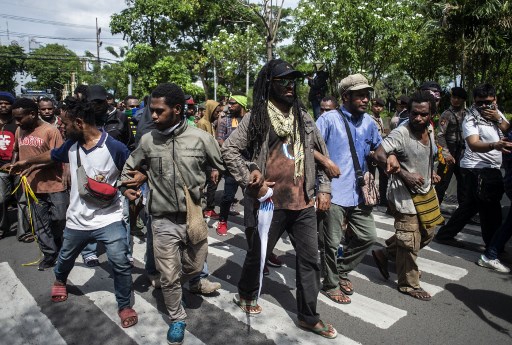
{"left": 385, "top": 212, "right": 435, "bottom": 292}
{"left": 152, "top": 217, "right": 208, "bottom": 321}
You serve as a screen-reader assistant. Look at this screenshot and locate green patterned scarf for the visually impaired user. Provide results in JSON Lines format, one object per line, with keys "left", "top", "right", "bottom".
{"left": 267, "top": 101, "right": 304, "bottom": 182}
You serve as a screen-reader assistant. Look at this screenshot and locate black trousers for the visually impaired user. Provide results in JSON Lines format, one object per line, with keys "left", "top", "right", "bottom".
{"left": 238, "top": 206, "right": 320, "bottom": 325}
{"left": 435, "top": 168, "right": 502, "bottom": 246}
{"left": 204, "top": 166, "right": 218, "bottom": 211}
{"left": 435, "top": 144, "right": 464, "bottom": 203}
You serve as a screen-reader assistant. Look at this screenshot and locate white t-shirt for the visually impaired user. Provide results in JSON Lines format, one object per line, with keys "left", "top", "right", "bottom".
{"left": 460, "top": 108, "right": 507, "bottom": 169}
{"left": 51, "top": 131, "right": 129, "bottom": 230}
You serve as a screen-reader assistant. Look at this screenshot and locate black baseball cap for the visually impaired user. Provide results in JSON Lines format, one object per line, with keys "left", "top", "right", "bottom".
{"left": 271, "top": 60, "right": 303, "bottom": 79}
{"left": 87, "top": 85, "right": 108, "bottom": 101}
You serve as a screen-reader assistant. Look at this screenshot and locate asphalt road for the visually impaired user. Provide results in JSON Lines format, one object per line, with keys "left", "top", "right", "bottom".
{"left": 1, "top": 188, "right": 511, "bottom": 345}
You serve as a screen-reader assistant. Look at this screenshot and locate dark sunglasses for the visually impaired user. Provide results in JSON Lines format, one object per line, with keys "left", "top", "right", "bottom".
{"left": 273, "top": 79, "right": 296, "bottom": 87}
{"left": 228, "top": 101, "right": 238, "bottom": 105}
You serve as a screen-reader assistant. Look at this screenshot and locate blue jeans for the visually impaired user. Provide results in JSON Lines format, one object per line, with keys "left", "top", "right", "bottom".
{"left": 81, "top": 197, "right": 131, "bottom": 260}
{"left": 189, "top": 262, "right": 209, "bottom": 285}
{"left": 54, "top": 221, "right": 132, "bottom": 310}
{"left": 219, "top": 174, "right": 239, "bottom": 222}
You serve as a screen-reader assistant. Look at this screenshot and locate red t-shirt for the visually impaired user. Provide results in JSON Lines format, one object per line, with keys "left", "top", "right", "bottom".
{"left": 0, "top": 118, "right": 17, "bottom": 165}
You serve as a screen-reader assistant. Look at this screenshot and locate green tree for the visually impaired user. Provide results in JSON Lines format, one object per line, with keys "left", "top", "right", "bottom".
{"left": 110, "top": 0, "right": 258, "bottom": 98}
{"left": 294, "top": 0, "right": 425, "bottom": 92}
{"left": 203, "top": 25, "right": 265, "bottom": 95}
{"left": 0, "top": 44, "right": 25, "bottom": 93}
{"left": 121, "top": 43, "right": 203, "bottom": 98}
{"left": 24, "top": 44, "right": 81, "bottom": 99}
{"left": 421, "top": 0, "right": 512, "bottom": 104}
{"left": 110, "top": 0, "right": 198, "bottom": 49}
{"left": 238, "top": 0, "right": 290, "bottom": 61}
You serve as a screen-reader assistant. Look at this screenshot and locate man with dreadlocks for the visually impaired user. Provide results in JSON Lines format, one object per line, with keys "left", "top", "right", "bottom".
{"left": 222, "top": 59, "right": 337, "bottom": 339}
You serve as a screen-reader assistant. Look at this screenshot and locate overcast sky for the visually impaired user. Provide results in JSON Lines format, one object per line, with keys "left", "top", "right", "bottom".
{"left": 0, "top": 0, "right": 299, "bottom": 59}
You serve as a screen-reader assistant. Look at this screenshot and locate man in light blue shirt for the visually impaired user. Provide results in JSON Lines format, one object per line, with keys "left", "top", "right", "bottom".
{"left": 316, "top": 74, "right": 381, "bottom": 304}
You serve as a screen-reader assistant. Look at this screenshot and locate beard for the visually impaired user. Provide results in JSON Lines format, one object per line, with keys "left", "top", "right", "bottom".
{"left": 269, "top": 83, "right": 295, "bottom": 107}
{"left": 92, "top": 102, "right": 109, "bottom": 126}
{"left": 66, "top": 130, "right": 83, "bottom": 141}
{"left": 409, "top": 120, "right": 429, "bottom": 132}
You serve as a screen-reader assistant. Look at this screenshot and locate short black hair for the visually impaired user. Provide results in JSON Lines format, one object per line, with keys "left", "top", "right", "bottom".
{"left": 74, "top": 84, "right": 88, "bottom": 96}
{"left": 407, "top": 91, "right": 437, "bottom": 114}
{"left": 12, "top": 98, "right": 38, "bottom": 115}
{"left": 151, "top": 83, "right": 185, "bottom": 113}
{"left": 65, "top": 100, "right": 96, "bottom": 126}
{"left": 59, "top": 96, "right": 79, "bottom": 111}
{"left": 321, "top": 96, "right": 339, "bottom": 107}
{"left": 124, "top": 95, "right": 139, "bottom": 104}
{"left": 38, "top": 97, "right": 54, "bottom": 106}
{"left": 473, "top": 83, "right": 496, "bottom": 99}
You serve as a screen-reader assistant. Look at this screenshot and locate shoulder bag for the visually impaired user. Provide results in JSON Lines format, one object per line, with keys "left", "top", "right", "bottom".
{"left": 171, "top": 156, "right": 208, "bottom": 244}
{"left": 338, "top": 110, "right": 379, "bottom": 206}
{"left": 76, "top": 146, "right": 119, "bottom": 208}
{"left": 406, "top": 132, "right": 445, "bottom": 229}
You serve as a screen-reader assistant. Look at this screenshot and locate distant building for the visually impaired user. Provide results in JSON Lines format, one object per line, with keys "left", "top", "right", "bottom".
{"left": 14, "top": 72, "right": 36, "bottom": 97}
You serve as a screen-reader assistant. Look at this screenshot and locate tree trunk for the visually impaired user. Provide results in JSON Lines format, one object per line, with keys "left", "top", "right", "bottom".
{"left": 199, "top": 69, "right": 210, "bottom": 99}
{"left": 266, "top": 36, "right": 273, "bottom": 61}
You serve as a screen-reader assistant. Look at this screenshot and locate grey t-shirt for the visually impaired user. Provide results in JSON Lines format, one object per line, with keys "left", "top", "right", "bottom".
{"left": 381, "top": 124, "right": 436, "bottom": 214}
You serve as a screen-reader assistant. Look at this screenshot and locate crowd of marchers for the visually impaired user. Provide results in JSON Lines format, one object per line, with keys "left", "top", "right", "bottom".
{"left": 0, "top": 58, "right": 511, "bottom": 345}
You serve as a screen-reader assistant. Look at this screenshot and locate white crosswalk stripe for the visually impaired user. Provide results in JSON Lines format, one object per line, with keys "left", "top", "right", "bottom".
{"left": 68, "top": 257, "right": 205, "bottom": 345}
{"left": 0, "top": 262, "right": 67, "bottom": 345}
{"left": 0, "top": 208, "right": 488, "bottom": 345}
{"left": 202, "top": 277, "right": 361, "bottom": 345}
{"left": 219, "top": 217, "right": 469, "bottom": 282}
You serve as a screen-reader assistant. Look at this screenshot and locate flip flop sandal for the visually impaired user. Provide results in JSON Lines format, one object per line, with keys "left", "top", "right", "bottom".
{"left": 118, "top": 307, "right": 138, "bottom": 328}
{"left": 233, "top": 294, "right": 262, "bottom": 315}
{"left": 399, "top": 288, "right": 432, "bottom": 301}
{"left": 320, "top": 288, "right": 351, "bottom": 304}
{"left": 339, "top": 278, "right": 354, "bottom": 295}
{"left": 19, "top": 234, "right": 35, "bottom": 243}
{"left": 51, "top": 284, "right": 68, "bottom": 303}
{"left": 298, "top": 320, "right": 338, "bottom": 339}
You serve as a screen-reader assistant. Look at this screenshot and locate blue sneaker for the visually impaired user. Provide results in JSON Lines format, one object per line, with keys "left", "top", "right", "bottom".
{"left": 167, "top": 321, "right": 186, "bottom": 345}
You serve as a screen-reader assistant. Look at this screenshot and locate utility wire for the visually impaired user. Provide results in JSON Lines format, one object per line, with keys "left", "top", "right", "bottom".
{"left": 0, "top": 14, "right": 112, "bottom": 33}
{"left": 0, "top": 53, "right": 119, "bottom": 63}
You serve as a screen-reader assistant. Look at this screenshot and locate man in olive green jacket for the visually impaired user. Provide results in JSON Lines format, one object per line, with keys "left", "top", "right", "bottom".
{"left": 121, "top": 83, "right": 225, "bottom": 345}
